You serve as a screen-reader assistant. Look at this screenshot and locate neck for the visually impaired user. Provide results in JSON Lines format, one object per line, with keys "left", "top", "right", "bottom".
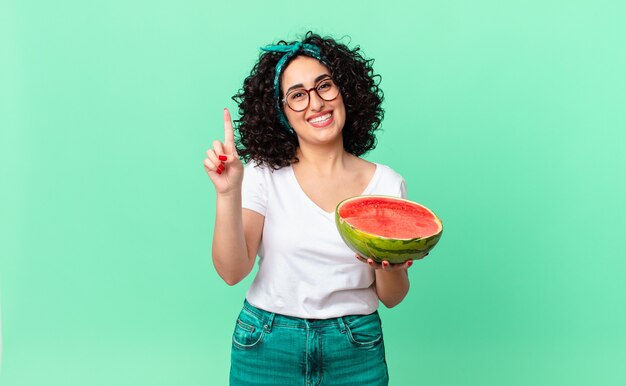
{"left": 295, "top": 142, "right": 349, "bottom": 175}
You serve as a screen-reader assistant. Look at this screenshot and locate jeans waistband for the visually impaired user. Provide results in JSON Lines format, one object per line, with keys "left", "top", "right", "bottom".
{"left": 243, "top": 299, "right": 376, "bottom": 332}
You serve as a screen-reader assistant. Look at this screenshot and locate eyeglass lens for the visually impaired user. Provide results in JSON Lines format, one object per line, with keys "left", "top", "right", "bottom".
{"left": 285, "top": 79, "right": 339, "bottom": 112}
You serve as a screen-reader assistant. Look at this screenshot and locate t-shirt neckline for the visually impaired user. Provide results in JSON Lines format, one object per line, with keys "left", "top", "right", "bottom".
{"left": 288, "top": 163, "right": 381, "bottom": 217}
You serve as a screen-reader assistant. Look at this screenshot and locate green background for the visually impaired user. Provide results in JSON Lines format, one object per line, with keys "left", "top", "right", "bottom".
{"left": 2, "top": 0, "right": 625, "bottom": 385}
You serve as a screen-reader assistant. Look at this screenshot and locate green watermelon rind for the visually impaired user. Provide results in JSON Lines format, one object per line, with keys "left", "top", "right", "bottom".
{"left": 335, "top": 195, "right": 443, "bottom": 264}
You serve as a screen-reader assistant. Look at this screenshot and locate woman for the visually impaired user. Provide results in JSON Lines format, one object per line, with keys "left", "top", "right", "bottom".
{"left": 204, "top": 32, "right": 416, "bottom": 386}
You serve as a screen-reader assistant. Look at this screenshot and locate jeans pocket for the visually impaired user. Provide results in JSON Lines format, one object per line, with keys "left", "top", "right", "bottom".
{"left": 344, "top": 312, "right": 383, "bottom": 349}
{"left": 232, "top": 308, "right": 265, "bottom": 350}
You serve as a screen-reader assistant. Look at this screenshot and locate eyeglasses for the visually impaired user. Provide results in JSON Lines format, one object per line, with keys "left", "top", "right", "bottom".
{"left": 282, "top": 76, "right": 340, "bottom": 112}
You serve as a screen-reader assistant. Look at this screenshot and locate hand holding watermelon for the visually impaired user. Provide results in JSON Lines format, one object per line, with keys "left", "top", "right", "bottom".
{"left": 354, "top": 252, "right": 428, "bottom": 271}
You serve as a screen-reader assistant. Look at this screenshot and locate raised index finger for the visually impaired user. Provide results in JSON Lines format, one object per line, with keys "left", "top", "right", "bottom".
{"left": 223, "top": 108, "right": 235, "bottom": 153}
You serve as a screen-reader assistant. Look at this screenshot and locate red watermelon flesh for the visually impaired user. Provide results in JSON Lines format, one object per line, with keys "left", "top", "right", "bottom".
{"left": 338, "top": 197, "right": 440, "bottom": 239}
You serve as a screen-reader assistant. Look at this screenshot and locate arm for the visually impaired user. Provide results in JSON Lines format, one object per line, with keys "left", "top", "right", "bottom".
{"left": 212, "top": 197, "right": 264, "bottom": 285}
{"left": 374, "top": 269, "right": 410, "bottom": 308}
{"left": 356, "top": 255, "right": 416, "bottom": 308}
{"left": 205, "top": 108, "right": 263, "bottom": 285}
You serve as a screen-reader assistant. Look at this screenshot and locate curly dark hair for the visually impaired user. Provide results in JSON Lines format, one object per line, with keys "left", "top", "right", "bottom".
{"left": 232, "top": 31, "right": 384, "bottom": 169}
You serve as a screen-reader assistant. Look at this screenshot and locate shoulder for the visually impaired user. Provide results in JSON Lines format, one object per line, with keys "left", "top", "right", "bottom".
{"left": 244, "top": 161, "right": 271, "bottom": 173}
{"left": 348, "top": 154, "right": 401, "bottom": 178}
{"left": 347, "top": 154, "right": 377, "bottom": 176}
{"left": 370, "top": 162, "right": 407, "bottom": 198}
{"left": 373, "top": 162, "right": 405, "bottom": 181}
{"left": 243, "top": 161, "right": 292, "bottom": 185}
{"left": 244, "top": 161, "right": 287, "bottom": 176}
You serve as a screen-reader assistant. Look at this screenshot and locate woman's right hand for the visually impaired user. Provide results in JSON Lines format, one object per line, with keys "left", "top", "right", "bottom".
{"left": 204, "top": 108, "right": 244, "bottom": 194}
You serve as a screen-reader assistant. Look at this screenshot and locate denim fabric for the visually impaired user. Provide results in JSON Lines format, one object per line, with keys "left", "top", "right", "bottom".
{"left": 230, "top": 300, "right": 389, "bottom": 386}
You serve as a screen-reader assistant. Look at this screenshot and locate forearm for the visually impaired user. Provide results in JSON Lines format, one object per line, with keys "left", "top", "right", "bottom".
{"left": 374, "top": 269, "right": 410, "bottom": 308}
{"left": 212, "top": 189, "right": 253, "bottom": 285}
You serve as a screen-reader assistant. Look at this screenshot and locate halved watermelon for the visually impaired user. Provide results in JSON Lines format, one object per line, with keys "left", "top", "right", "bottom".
{"left": 336, "top": 195, "right": 443, "bottom": 264}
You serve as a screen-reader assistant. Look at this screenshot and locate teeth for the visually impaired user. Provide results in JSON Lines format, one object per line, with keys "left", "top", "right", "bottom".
{"left": 308, "top": 113, "right": 332, "bottom": 123}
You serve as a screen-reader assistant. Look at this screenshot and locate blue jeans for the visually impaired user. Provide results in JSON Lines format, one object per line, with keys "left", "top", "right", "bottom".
{"left": 230, "top": 300, "right": 389, "bottom": 386}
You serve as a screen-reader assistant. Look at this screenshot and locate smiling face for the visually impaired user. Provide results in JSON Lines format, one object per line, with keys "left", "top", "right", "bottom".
{"left": 280, "top": 56, "right": 346, "bottom": 146}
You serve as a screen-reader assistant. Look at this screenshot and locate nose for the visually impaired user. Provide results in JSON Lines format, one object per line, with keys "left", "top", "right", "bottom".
{"left": 308, "top": 90, "right": 325, "bottom": 111}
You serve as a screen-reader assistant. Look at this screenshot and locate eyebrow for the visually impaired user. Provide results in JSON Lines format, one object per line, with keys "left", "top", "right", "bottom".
{"left": 285, "top": 74, "right": 332, "bottom": 94}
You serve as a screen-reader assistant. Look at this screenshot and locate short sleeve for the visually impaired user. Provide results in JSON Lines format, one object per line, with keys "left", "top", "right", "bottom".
{"left": 241, "top": 162, "right": 268, "bottom": 216}
{"left": 369, "top": 163, "right": 408, "bottom": 199}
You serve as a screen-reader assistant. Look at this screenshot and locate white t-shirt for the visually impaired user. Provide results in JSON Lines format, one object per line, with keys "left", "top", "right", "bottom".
{"left": 242, "top": 161, "right": 407, "bottom": 319}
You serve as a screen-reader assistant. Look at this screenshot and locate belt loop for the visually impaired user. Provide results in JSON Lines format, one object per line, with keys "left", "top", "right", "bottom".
{"left": 337, "top": 316, "right": 347, "bottom": 334}
{"left": 264, "top": 312, "right": 275, "bottom": 333}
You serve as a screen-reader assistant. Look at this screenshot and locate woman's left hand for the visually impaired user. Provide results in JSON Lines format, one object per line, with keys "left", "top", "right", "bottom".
{"left": 355, "top": 254, "right": 427, "bottom": 271}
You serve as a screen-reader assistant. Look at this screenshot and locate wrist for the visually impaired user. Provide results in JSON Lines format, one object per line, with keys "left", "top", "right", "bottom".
{"left": 375, "top": 268, "right": 409, "bottom": 278}
{"left": 216, "top": 188, "right": 242, "bottom": 200}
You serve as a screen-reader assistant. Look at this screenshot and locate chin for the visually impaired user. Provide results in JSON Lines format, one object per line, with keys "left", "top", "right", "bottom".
{"left": 299, "top": 126, "right": 344, "bottom": 144}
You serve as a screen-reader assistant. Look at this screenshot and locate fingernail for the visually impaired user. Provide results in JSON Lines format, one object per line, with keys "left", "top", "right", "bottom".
{"left": 218, "top": 155, "right": 227, "bottom": 161}
{"left": 368, "top": 261, "right": 374, "bottom": 266}
{"left": 382, "top": 261, "right": 389, "bottom": 268}
{"left": 218, "top": 164, "right": 225, "bottom": 171}
{"left": 407, "top": 260, "right": 413, "bottom": 268}
{"left": 216, "top": 169, "right": 222, "bottom": 174}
